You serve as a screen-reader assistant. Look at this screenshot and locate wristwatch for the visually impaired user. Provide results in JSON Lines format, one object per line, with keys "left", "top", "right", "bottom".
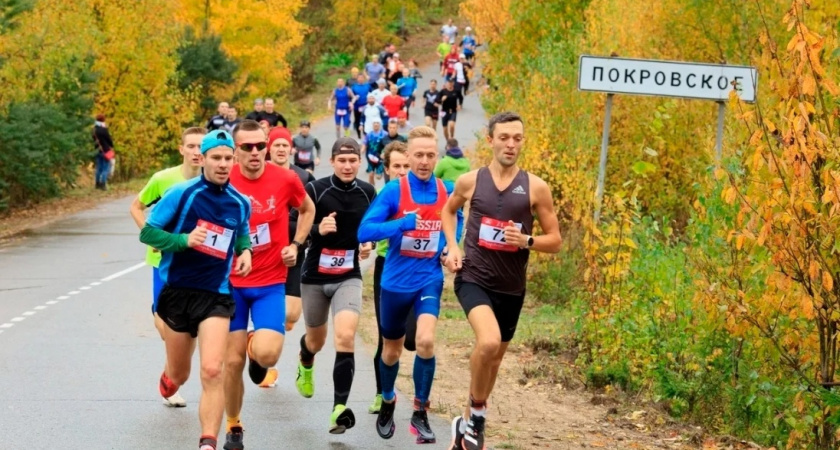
{"left": 292, "top": 240, "right": 303, "bottom": 249}
{"left": 525, "top": 235, "right": 534, "bottom": 248}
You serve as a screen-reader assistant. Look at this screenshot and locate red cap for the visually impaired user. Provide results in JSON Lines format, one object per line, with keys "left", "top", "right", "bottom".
{"left": 267, "top": 127, "right": 292, "bottom": 149}
{"left": 397, "top": 111, "right": 407, "bottom": 119}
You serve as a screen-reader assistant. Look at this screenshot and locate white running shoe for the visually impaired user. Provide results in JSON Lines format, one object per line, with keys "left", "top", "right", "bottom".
{"left": 163, "top": 392, "right": 186, "bottom": 407}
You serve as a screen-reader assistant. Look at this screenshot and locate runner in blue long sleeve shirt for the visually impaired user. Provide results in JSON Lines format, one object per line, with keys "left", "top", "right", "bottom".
{"left": 357, "top": 126, "right": 462, "bottom": 444}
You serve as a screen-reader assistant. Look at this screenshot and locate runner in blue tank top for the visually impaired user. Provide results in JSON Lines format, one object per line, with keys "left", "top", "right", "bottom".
{"left": 358, "top": 126, "right": 463, "bottom": 444}
{"left": 329, "top": 77, "right": 357, "bottom": 139}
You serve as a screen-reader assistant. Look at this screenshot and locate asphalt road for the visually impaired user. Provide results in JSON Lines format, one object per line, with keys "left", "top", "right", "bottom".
{"left": 0, "top": 59, "right": 487, "bottom": 449}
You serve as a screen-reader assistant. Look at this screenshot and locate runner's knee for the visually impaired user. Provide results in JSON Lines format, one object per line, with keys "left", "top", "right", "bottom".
{"left": 225, "top": 351, "right": 245, "bottom": 372}
{"left": 415, "top": 332, "right": 435, "bottom": 356}
{"left": 334, "top": 327, "right": 355, "bottom": 351}
{"left": 200, "top": 360, "right": 224, "bottom": 383}
{"left": 475, "top": 336, "right": 501, "bottom": 359}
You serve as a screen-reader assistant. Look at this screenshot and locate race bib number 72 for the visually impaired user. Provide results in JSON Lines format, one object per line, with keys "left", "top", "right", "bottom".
{"left": 195, "top": 219, "right": 233, "bottom": 259}
{"left": 478, "top": 217, "right": 521, "bottom": 252}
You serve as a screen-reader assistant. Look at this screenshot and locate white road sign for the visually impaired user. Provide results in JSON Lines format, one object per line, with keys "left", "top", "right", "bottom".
{"left": 578, "top": 55, "right": 757, "bottom": 103}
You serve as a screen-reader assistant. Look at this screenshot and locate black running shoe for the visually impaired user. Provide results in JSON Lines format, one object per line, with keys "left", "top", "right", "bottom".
{"left": 246, "top": 331, "right": 268, "bottom": 385}
{"left": 376, "top": 397, "right": 397, "bottom": 439}
{"left": 410, "top": 409, "right": 437, "bottom": 444}
{"left": 449, "top": 416, "right": 465, "bottom": 450}
{"left": 223, "top": 425, "right": 244, "bottom": 450}
{"left": 461, "top": 414, "right": 485, "bottom": 450}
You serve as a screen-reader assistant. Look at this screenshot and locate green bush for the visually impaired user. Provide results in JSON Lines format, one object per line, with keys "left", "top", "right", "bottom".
{"left": 0, "top": 59, "right": 95, "bottom": 212}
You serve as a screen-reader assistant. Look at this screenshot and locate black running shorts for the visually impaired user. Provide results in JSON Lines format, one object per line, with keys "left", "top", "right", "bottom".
{"left": 442, "top": 111, "right": 457, "bottom": 126}
{"left": 285, "top": 250, "right": 305, "bottom": 297}
{"left": 454, "top": 276, "right": 525, "bottom": 342}
{"left": 156, "top": 286, "right": 235, "bottom": 338}
{"left": 294, "top": 161, "right": 315, "bottom": 172}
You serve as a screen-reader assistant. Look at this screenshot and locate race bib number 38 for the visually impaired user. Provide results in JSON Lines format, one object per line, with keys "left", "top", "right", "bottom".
{"left": 400, "top": 230, "right": 440, "bottom": 258}
{"left": 249, "top": 223, "right": 271, "bottom": 253}
{"left": 195, "top": 219, "right": 233, "bottom": 259}
{"left": 478, "top": 217, "right": 521, "bottom": 252}
{"left": 318, "top": 249, "right": 356, "bottom": 274}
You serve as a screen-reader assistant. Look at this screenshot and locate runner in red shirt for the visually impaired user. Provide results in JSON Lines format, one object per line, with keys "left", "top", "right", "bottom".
{"left": 222, "top": 120, "right": 316, "bottom": 449}
{"left": 381, "top": 84, "right": 406, "bottom": 120}
{"left": 443, "top": 47, "right": 460, "bottom": 82}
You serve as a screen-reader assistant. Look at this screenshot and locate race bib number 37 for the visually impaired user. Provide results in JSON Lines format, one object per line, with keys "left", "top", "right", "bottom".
{"left": 318, "top": 249, "right": 356, "bottom": 274}
{"left": 478, "top": 217, "right": 521, "bottom": 252}
{"left": 195, "top": 219, "right": 233, "bottom": 259}
{"left": 400, "top": 230, "right": 440, "bottom": 258}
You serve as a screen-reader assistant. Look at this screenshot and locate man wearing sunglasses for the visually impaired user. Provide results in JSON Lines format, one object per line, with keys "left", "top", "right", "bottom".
{"left": 222, "top": 119, "right": 316, "bottom": 449}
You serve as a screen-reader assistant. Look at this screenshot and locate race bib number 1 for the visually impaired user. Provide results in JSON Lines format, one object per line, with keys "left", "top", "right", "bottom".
{"left": 318, "top": 249, "right": 356, "bottom": 274}
{"left": 249, "top": 223, "right": 271, "bottom": 253}
{"left": 478, "top": 217, "right": 521, "bottom": 252}
{"left": 195, "top": 219, "right": 233, "bottom": 259}
{"left": 400, "top": 230, "right": 440, "bottom": 258}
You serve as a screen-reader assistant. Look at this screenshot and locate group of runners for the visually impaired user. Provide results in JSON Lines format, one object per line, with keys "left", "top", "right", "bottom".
{"left": 131, "top": 24, "right": 558, "bottom": 450}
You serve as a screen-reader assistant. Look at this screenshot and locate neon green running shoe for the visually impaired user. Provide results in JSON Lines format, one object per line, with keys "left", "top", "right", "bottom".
{"left": 329, "top": 404, "right": 357, "bottom": 434}
{"left": 368, "top": 394, "right": 383, "bottom": 414}
{"left": 295, "top": 362, "right": 314, "bottom": 398}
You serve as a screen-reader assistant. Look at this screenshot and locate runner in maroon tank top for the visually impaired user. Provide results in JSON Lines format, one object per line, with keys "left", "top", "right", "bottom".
{"left": 440, "top": 111, "right": 562, "bottom": 450}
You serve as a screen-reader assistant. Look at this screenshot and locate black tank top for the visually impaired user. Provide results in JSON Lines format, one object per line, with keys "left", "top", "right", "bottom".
{"left": 461, "top": 167, "right": 533, "bottom": 295}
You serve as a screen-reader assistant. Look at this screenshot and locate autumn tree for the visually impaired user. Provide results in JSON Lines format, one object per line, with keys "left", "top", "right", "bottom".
{"left": 177, "top": 0, "right": 307, "bottom": 102}
{"left": 708, "top": 1, "right": 840, "bottom": 446}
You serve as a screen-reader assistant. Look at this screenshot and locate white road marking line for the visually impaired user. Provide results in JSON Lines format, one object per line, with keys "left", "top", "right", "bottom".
{"left": 101, "top": 262, "right": 146, "bottom": 282}
{"left": 0, "top": 262, "right": 146, "bottom": 337}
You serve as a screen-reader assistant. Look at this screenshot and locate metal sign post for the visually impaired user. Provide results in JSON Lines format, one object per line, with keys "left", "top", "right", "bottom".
{"left": 578, "top": 55, "right": 758, "bottom": 223}
{"left": 715, "top": 101, "right": 725, "bottom": 163}
{"left": 594, "top": 94, "right": 613, "bottom": 224}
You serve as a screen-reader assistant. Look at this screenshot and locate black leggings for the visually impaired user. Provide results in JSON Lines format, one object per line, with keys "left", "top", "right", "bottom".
{"left": 353, "top": 107, "right": 364, "bottom": 139}
{"left": 373, "top": 255, "right": 417, "bottom": 393}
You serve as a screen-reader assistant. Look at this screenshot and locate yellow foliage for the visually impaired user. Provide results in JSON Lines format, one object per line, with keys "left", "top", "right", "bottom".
{"left": 177, "top": 0, "right": 307, "bottom": 100}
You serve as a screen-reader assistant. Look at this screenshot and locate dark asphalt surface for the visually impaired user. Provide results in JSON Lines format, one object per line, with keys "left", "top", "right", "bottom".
{"left": 0, "top": 58, "right": 487, "bottom": 449}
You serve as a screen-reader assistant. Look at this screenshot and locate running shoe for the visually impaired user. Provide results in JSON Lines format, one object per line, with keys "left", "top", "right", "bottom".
{"left": 449, "top": 416, "right": 465, "bottom": 450}
{"left": 368, "top": 394, "right": 383, "bottom": 414}
{"left": 376, "top": 397, "right": 397, "bottom": 439}
{"left": 295, "top": 361, "right": 314, "bottom": 398}
{"left": 199, "top": 436, "right": 217, "bottom": 450}
{"left": 246, "top": 331, "right": 268, "bottom": 385}
{"left": 329, "top": 404, "right": 357, "bottom": 434}
{"left": 461, "top": 414, "right": 486, "bottom": 450}
{"left": 159, "top": 371, "right": 178, "bottom": 399}
{"left": 258, "top": 367, "right": 278, "bottom": 388}
{"left": 222, "top": 425, "right": 244, "bottom": 450}
{"left": 163, "top": 392, "right": 186, "bottom": 407}
{"left": 410, "top": 409, "right": 436, "bottom": 444}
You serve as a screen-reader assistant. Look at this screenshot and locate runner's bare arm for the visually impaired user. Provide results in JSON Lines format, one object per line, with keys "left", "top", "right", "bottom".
{"left": 129, "top": 197, "right": 147, "bottom": 229}
{"left": 441, "top": 170, "right": 476, "bottom": 249}
{"left": 529, "top": 175, "right": 562, "bottom": 253}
